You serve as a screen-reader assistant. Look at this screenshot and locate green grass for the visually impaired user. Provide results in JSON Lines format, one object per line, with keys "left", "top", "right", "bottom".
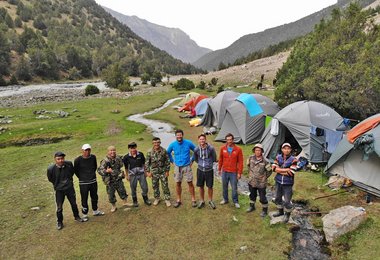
{"left": 0, "top": 88, "right": 379, "bottom": 259}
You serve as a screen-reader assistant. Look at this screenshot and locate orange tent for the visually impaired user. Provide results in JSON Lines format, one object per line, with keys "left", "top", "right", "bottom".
{"left": 178, "top": 95, "right": 208, "bottom": 112}
{"left": 347, "top": 114, "right": 380, "bottom": 143}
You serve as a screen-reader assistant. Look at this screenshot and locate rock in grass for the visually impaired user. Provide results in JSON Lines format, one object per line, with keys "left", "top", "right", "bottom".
{"left": 322, "top": 205, "right": 367, "bottom": 243}
{"left": 31, "top": 207, "right": 41, "bottom": 211}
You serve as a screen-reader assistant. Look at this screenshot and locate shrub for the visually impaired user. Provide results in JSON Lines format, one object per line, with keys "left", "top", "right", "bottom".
{"left": 173, "top": 78, "right": 194, "bottom": 90}
{"left": 9, "top": 74, "right": 18, "bottom": 85}
{"left": 85, "top": 84, "right": 99, "bottom": 96}
{"left": 217, "top": 85, "right": 224, "bottom": 93}
{"left": 197, "top": 80, "right": 206, "bottom": 90}
{"left": 210, "top": 77, "right": 218, "bottom": 86}
{"left": 118, "top": 81, "right": 132, "bottom": 92}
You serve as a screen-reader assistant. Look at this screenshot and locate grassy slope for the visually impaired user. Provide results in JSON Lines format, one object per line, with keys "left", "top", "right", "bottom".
{"left": 0, "top": 87, "right": 379, "bottom": 259}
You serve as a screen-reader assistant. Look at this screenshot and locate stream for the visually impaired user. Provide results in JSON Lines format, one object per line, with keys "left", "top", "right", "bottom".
{"left": 127, "top": 97, "right": 181, "bottom": 148}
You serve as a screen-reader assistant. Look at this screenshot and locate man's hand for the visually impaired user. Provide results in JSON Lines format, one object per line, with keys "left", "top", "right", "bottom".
{"left": 146, "top": 172, "right": 152, "bottom": 178}
{"left": 106, "top": 167, "right": 113, "bottom": 174}
{"left": 237, "top": 174, "right": 242, "bottom": 180}
{"left": 165, "top": 171, "right": 169, "bottom": 177}
{"left": 126, "top": 175, "right": 130, "bottom": 181}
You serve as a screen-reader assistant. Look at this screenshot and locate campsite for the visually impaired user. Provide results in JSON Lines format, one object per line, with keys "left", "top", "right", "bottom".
{"left": 1, "top": 0, "right": 380, "bottom": 259}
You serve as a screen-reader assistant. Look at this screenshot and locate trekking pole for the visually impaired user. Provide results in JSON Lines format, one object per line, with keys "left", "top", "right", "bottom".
{"left": 313, "top": 190, "right": 348, "bottom": 200}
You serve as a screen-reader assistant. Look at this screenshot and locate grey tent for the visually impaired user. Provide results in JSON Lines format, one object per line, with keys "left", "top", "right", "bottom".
{"left": 200, "top": 90, "right": 239, "bottom": 128}
{"left": 326, "top": 114, "right": 380, "bottom": 196}
{"left": 261, "top": 100, "right": 348, "bottom": 163}
{"left": 215, "top": 94, "right": 280, "bottom": 144}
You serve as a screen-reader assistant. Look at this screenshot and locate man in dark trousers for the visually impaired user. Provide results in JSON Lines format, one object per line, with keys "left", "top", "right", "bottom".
{"left": 272, "top": 143, "right": 298, "bottom": 223}
{"left": 123, "top": 142, "right": 151, "bottom": 207}
{"left": 192, "top": 134, "right": 217, "bottom": 209}
{"left": 47, "top": 151, "right": 87, "bottom": 230}
{"left": 74, "top": 144, "right": 104, "bottom": 219}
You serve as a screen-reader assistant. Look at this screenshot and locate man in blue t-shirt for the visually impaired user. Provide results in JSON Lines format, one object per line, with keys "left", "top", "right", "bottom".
{"left": 167, "top": 129, "right": 196, "bottom": 208}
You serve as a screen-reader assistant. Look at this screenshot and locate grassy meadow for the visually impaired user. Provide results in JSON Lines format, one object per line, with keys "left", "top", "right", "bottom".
{"left": 0, "top": 86, "right": 379, "bottom": 259}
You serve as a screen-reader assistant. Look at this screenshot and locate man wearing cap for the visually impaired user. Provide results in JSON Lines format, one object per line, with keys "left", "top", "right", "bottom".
{"left": 246, "top": 144, "right": 272, "bottom": 217}
{"left": 97, "top": 146, "right": 131, "bottom": 212}
{"left": 272, "top": 143, "right": 298, "bottom": 223}
{"left": 218, "top": 133, "right": 244, "bottom": 209}
{"left": 47, "top": 151, "right": 87, "bottom": 230}
{"left": 123, "top": 142, "right": 151, "bottom": 207}
{"left": 74, "top": 144, "right": 104, "bottom": 219}
{"left": 145, "top": 137, "right": 171, "bottom": 207}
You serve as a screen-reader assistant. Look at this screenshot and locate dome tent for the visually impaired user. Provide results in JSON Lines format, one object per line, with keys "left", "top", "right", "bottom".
{"left": 215, "top": 93, "right": 280, "bottom": 144}
{"left": 260, "top": 100, "right": 348, "bottom": 163}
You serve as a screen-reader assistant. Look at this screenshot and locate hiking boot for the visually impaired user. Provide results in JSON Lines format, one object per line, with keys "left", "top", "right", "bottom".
{"left": 174, "top": 201, "right": 182, "bottom": 208}
{"left": 93, "top": 210, "right": 105, "bottom": 216}
{"left": 111, "top": 204, "right": 117, "bottom": 213}
{"left": 123, "top": 199, "right": 134, "bottom": 207}
{"left": 234, "top": 203, "right": 241, "bottom": 209}
{"left": 220, "top": 200, "right": 228, "bottom": 205}
{"left": 192, "top": 201, "right": 197, "bottom": 208}
{"left": 283, "top": 212, "right": 291, "bottom": 223}
{"left": 153, "top": 199, "right": 160, "bottom": 206}
{"left": 132, "top": 196, "right": 139, "bottom": 207}
{"left": 209, "top": 201, "right": 216, "bottom": 209}
{"left": 143, "top": 195, "right": 152, "bottom": 206}
{"left": 57, "top": 222, "right": 64, "bottom": 230}
{"left": 165, "top": 200, "right": 171, "bottom": 207}
{"left": 75, "top": 216, "right": 88, "bottom": 222}
{"left": 197, "top": 201, "right": 205, "bottom": 209}
{"left": 260, "top": 207, "right": 268, "bottom": 218}
{"left": 246, "top": 203, "right": 256, "bottom": 213}
{"left": 273, "top": 208, "right": 284, "bottom": 217}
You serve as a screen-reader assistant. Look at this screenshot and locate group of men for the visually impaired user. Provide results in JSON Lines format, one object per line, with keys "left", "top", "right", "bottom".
{"left": 47, "top": 129, "right": 298, "bottom": 230}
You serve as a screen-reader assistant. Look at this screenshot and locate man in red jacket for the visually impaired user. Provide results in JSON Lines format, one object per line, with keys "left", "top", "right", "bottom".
{"left": 218, "top": 133, "right": 244, "bottom": 208}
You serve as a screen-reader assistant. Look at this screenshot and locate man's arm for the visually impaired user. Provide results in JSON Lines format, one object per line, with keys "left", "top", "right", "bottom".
{"left": 218, "top": 147, "right": 223, "bottom": 172}
{"left": 167, "top": 143, "right": 174, "bottom": 163}
{"left": 211, "top": 146, "right": 217, "bottom": 163}
{"left": 192, "top": 147, "right": 199, "bottom": 164}
{"left": 47, "top": 165, "right": 54, "bottom": 184}
{"left": 73, "top": 157, "right": 80, "bottom": 178}
{"left": 237, "top": 148, "right": 244, "bottom": 176}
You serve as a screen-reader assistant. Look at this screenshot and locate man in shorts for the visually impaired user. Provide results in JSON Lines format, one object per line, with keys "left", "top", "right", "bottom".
{"left": 192, "top": 134, "right": 217, "bottom": 209}
{"left": 167, "top": 129, "right": 196, "bottom": 208}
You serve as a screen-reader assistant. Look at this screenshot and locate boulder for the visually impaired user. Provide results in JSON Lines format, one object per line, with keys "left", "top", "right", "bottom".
{"left": 322, "top": 205, "right": 367, "bottom": 243}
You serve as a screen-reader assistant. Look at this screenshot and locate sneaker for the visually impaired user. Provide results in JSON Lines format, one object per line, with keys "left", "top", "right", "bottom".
{"left": 165, "top": 200, "right": 171, "bottom": 207}
{"left": 220, "top": 200, "right": 228, "bottom": 205}
{"left": 82, "top": 214, "right": 88, "bottom": 219}
{"left": 192, "top": 201, "right": 197, "bottom": 208}
{"left": 93, "top": 210, "right": 105, "bottom": 216}
{"left": 57, "top": 222, "right": 64, "bottom": 230}
{"left": 209, "top": 201, "right": 216, "bottom": 209}
{"left": 234, "top": 203, "right": 241, "bottom": 209}
{"left": 153, "top": 199, "right": 160, "bottom": 206}
{"left": 173, "top": 201, "right": 182, "bottom": 208}
{"left": 197, "top": 201, "right": 205, "bottom": 209}
{"left": 75, "top": 217, "right": 88, "bottom": 222}
{"left": 111, "top": 204, "right": 117, "bottom": 212}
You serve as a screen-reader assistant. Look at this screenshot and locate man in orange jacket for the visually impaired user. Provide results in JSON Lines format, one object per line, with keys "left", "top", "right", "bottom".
{"left": 218, "top": 133, "right": 244, "bottom": 208}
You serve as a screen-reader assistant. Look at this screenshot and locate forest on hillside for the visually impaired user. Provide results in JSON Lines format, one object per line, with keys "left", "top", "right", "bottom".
{"left": 0, "top": 0, "right": 203, "bottom": 85}
{"left": 274, "top": 3, "right": 380, "bottom": 120}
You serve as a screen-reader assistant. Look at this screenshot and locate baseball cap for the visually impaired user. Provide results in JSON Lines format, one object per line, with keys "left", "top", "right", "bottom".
{"left": 54, "top": 151, "right": 65, "bottom": 157}
{"left": 82, "top": 144, "right": 91, "bottom": 150}
{"left": 281, "top": 143, "right": 292, "bottom": 148}
{"left": 252, "top": 143, "right": 264, "bottom": 152}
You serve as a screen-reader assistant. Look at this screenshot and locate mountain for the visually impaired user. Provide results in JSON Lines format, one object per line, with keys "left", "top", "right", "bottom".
{"left": 193, "top": 0, "right": 378, "bottom": 71}
{"left": 103, "top": 7, "right": 212, "bottom": 63}
{"left": 0, "top": 0, "right": 202, "bottom": 84}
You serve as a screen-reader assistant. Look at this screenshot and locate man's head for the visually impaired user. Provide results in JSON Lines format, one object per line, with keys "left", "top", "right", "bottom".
{"left": 225, "top": 133, "right": 234, "bottom": 146}
{"left": 281, "top": 143, "right": 292, "bottom": 156}
{"left": 128, "top": 142, "right": 137, "bottom": 155}
{"left": 54, "top": 151, "right": 65, "bottom": 167}
{"left": 253, "top": 143, "right": 264, "bottom": 157}
{"left": 152, "top": 137, "right": 161, "bottom": 150}
{"left": 107, "top": 146, "right": 116, "bottom": 158}
{"left": 175, "top": 129, "right": 184, "bottom": 142}
{"left": 81, "top": 143, "right": 91, "bottom": 158}
{"left": 198, "top": 134, "right": 206, "bottom": 146}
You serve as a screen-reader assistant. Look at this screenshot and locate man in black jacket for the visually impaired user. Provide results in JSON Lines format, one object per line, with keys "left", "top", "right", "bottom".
{"left": 74, "top": 144, "right": 105, "bottom": 218}
{"left": 47, "top": 151, "right": 87, "bottom": 230}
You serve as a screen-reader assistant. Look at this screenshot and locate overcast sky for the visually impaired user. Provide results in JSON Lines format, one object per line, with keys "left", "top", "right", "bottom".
{"left": 95, "top": 0, "right": 337, "bottom": 50}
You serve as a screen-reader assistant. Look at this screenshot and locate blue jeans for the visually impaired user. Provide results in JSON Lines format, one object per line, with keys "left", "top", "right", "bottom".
{"left": 222, "top": 171, "right": 238, "bottom": 203}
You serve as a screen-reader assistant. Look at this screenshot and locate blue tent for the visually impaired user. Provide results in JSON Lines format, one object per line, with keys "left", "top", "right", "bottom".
{"left": 195, "top": 98, "right": 211, "bottom": 116}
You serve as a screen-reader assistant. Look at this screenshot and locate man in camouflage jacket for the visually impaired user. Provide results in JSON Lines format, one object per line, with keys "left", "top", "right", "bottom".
{"left": 246, "top": 144, "right": 272, "bottom": 217}
{"left": 145, "top": 137, "right": 171, "bottom": 207}
{"left": 97, "top": 146, "right": 132, "bottom": 212}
